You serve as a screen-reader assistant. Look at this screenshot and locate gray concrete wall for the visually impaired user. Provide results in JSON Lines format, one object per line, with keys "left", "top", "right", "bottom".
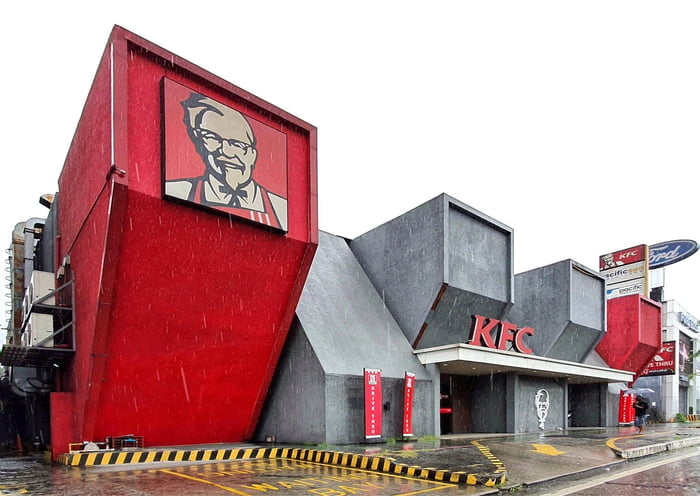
{"left": 257, "top": 231, "right": 436, "bottom": 444}
{"left": 298, "top": 232, "right": 430, "bottom": 379}
{"left": 254, "top": 320, "right": 326, "bottom": 444}
{"left": 548, "top": 321, "right": 603, "bottom": 363}
{"left": 606, "top": 384, "right": 623, "bottom": 427}
{"left": 470, "top": 374, "right": 610, "bottom": 433}
{"left": 325, "top": 375, "right": 434, "bottom": 444}
{"left": 569, "top": 383, "right": 604, "bottom": 427}
{"left": 506, "top": 262, "right": 569, "bottom": 356}
{"left": 570, "top": 264, "right": 605, "bottom": 331}
{"left": 420, "top": 287, "right": 514, "bottom": 349}
{"left": 418, "top": 201, "right": 515, "bottom": 348}
{"left": 351, "top": 194, "right": 514, "bottom": 349}
{"left": 505, "top": 260, "right": 606, "bottom": 362}
{"left": 515, "top": 376, "right": 566, "bottom": 433}
{"left": 471, "top": 374, "right": 507, "bottom": 433}
{"left": 324, "top": 374, "right": 363, "bottom": 444}
{"left": 446, "top": 202, "right": 512, "bottom": 303}
{"left": 349, "top": 196, "right": 445, "bottom": 345}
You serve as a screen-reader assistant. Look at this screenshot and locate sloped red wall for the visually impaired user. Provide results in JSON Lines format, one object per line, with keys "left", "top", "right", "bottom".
{"left": 54, "top": 26, "right": 317, "bottom": 456}
{"left": 596, "top": 294, "right": 661, "bottom": 376}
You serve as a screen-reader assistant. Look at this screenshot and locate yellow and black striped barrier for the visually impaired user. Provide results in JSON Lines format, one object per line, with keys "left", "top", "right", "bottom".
{"left": 57, "top": 446, "right": 267, "bottom": 467}
{"left": 57, "top": 445, "right": 508, "bottom": 486}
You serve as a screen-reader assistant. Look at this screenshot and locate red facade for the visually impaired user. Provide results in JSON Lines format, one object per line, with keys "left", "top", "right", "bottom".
{"left": 595, "top": 295, "right": 661, "bottom": 378}
{"left": 50, "top": 26, "right": 317, "bottom": 458}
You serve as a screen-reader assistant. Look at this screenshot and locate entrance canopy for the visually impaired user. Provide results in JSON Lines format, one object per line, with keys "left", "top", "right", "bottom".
{"left": 415, "top": 343, "right": 634, "bottom": 384}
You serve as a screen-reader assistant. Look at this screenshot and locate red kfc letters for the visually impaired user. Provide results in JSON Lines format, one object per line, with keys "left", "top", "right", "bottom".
{"left": 469, "top": 315, "right": 534, "bottom": 354}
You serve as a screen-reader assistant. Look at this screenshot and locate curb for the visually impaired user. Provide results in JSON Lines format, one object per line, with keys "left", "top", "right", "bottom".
{"left": 56, "top": 446, "right": 507, "bottom": 486}
{"left": 607, "top": 435, "right": 700, "bottom": 459}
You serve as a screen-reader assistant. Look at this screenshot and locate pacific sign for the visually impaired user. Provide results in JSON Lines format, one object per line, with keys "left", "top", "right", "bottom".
{"left": 468, "top": 315, "right": 534, "bottom": 354}
{"left": 648, "top": 239, "right": 698, "bottom": 269}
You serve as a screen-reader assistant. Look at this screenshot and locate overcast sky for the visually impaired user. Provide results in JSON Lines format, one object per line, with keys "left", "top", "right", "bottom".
{"left": 1, "top": 1, "right": 699, "bottom": 340}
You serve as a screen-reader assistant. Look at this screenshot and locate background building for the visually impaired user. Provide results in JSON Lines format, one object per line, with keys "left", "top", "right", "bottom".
{"left": 634, "top": 301, "right": 698, "bottom": 420}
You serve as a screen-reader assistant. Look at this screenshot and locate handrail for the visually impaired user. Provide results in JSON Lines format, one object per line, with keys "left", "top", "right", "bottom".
{"left": 33, "top": 320, "right": 75, "bottom": 350}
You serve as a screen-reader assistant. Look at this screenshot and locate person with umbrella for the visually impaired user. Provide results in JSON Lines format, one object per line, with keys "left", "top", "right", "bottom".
{"left": 633, "top": 395, "right": 649, "bottom": 433}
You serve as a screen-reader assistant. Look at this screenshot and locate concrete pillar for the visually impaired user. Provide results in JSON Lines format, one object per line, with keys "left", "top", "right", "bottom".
{"left": 506, "top": 373, "right": 518, "bottom": 433}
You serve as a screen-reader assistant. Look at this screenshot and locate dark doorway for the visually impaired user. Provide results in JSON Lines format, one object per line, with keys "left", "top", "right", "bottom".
{"left": 440, "top": 375, "right": 473, "bottom": 434}
{"left": 568, "top": 383, "right": 602, "bottom": 427}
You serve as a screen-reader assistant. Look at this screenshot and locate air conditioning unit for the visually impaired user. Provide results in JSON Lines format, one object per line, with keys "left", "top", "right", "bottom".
{"left": 26, "top": 313, "right": 54, "bottom": 347}
{"left": 28, "top": 271, "right": 56, "bottom": 305}
{"left": 22, "top": 271, "right": 55, "bottom": 347}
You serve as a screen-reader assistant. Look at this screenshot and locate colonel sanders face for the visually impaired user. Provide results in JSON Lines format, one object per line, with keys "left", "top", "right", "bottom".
{"left": 602, "top": 253, "right": 614, "bottom": 268}
{"left": 183, "top": 95, "right": 258, "bottom": 192}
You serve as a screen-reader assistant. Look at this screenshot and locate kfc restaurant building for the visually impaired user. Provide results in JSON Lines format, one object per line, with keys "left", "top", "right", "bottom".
{"left": 2, "top": 27, "right": 659, "bottom": 458}
{"left": 258, "top": 200, "right": 638, "bottom": 443}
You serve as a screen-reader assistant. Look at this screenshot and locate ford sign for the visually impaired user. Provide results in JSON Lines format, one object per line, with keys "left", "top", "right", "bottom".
{"left": 648, "top": 239, "right": 699, "bottom": 269}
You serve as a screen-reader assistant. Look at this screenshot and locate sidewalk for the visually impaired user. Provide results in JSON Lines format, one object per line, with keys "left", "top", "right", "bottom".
{"left": 473, "top": 423, "right": 700, "bottom": 488}
{"left": 56, "top": 422, "right": 700, "bottom": 488}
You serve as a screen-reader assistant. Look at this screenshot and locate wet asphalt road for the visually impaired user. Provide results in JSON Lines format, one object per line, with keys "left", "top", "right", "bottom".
{"left": 4, "top": 450, "right": 699, "bottom": 496}
{"left": 515, "top": 446, "right": 700, "bottom": 495}
{"left": 3, "top": 426, "right": 699, "bottom": 495}
{"left": 0, "top": 455, "right": 494, "bottom": 495}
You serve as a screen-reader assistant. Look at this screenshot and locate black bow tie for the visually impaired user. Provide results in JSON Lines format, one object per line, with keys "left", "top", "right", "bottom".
{"left": 219, "top": 186, "right": 248, "bottom": 207}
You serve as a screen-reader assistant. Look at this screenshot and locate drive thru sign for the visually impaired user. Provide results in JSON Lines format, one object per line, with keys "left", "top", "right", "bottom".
{"left": 364, "top": 369, "right": 382, "bottom": 439}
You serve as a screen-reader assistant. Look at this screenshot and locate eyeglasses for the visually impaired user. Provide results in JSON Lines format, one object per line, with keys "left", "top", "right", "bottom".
{"left": 197, "top": 129, "right": 254, "bottom": 154}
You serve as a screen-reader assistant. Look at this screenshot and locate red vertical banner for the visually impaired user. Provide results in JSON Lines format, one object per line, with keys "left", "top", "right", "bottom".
{"left": 403, "top": 372, "right": 416, "bottom": 437}
{"left": 618, "top": 392, "right": 634, "bottom": 424}
{"left": 364, "top": 368, "right": 382, "bottom": 439}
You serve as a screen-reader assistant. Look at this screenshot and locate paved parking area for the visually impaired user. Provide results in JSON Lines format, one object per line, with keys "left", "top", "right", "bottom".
{"left": 128, "top": 458, "right": 493, "bottom": 495}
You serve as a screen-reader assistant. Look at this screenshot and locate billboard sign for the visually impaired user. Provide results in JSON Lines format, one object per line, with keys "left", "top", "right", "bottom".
{"left": 162, "top": 78, "right": 289, "bottom": 232}
{"left": 601, "top": 260, "right": 646, "bottom": 285}
{"left": 605, "top": 279, "right": 646, "bottom": 299}
{"left": 600, "top": 245, "right": 648, "bottom": 300}
{"left": 599, "top": 244, "right": 646, "bottom": 270}
{"left": 648, "top": 240, "right": 699, "bottom": 269}
{"left": 639, "top": 341, "right": 675, "bottom": 377}
{"left": 679, "top": 336, "right": 693, "bottom": 382}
